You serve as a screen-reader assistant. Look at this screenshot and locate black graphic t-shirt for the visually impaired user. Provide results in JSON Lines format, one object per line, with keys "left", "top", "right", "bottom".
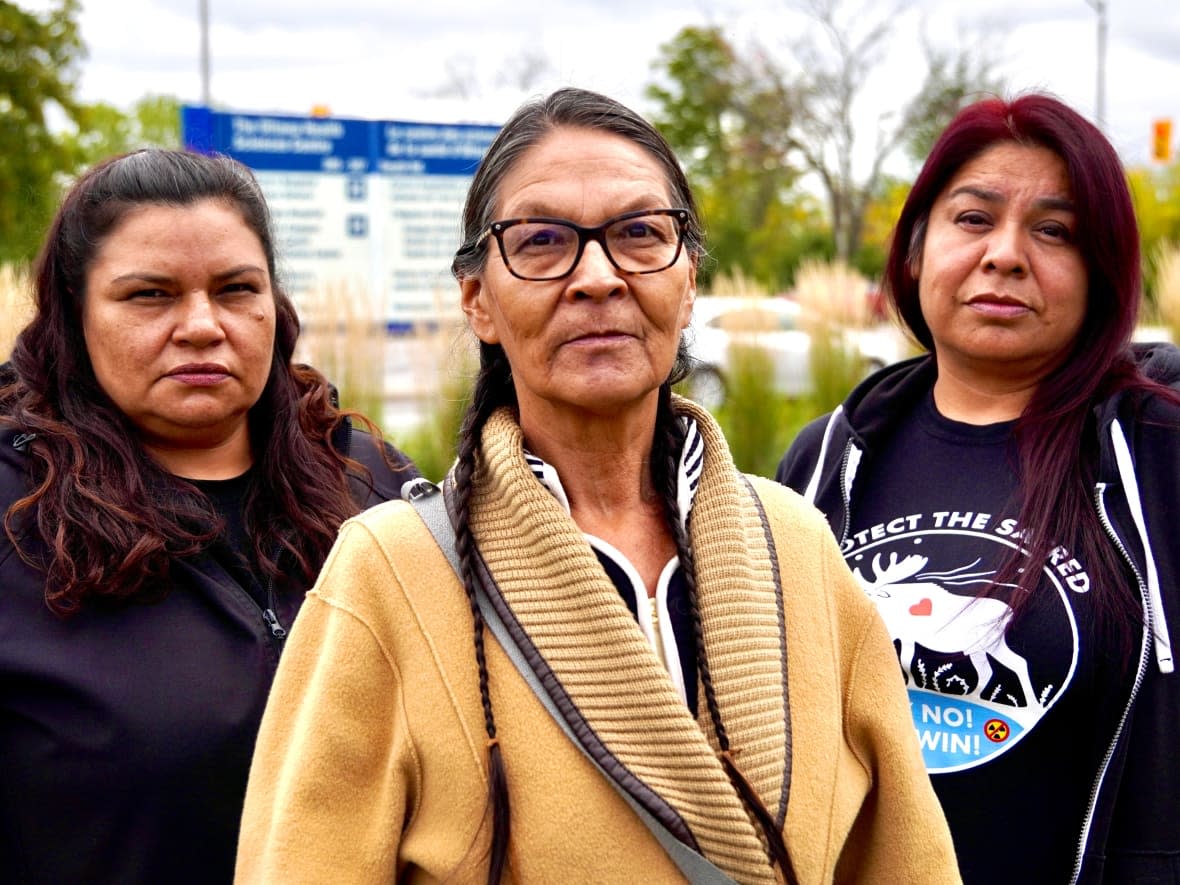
{"left": 847, "top": 392, "right": 1106, "bottom": 884}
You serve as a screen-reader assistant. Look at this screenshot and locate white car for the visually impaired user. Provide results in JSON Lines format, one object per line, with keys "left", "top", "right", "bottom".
{"left": 684, "top": 295, "right": 907, "bottom": 407}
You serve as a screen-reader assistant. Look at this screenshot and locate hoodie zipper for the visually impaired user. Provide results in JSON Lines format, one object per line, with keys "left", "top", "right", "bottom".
{"left": 256, "top": 418, "right": 353, "bottom": 643}
{"left": 836, "top": 439, "right": 856, "bottom": 547}
{"left": 261, "top": 605, "right": 287, "bottom": 640}
{"left": 261, "top": 540, "right": 289, "bottom": 641}
{"left": 1068, "top": 483, "right": 1151, "bottom": 885}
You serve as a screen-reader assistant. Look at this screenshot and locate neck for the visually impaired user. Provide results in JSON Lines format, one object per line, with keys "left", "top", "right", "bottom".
{"left": 143, "top": 423, "right": 254, "bottom": 480}
{"left": 931, "top": 362, "right": 1037, "bottom": 423}
{"left": 518, "top": 396, "right": 663, "bottom": 516}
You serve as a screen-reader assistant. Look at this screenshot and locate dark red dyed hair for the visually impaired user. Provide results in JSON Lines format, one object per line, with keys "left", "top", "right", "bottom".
{"left": 885, "top": 93, "right": 1173, "bottom": 642}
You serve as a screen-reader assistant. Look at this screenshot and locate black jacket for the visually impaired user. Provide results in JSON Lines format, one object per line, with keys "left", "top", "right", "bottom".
{"left": 777, "top": 345, "right": 1180, "bottom": 884}
{"left": 0, "top": 418, "right": 418, "bottom": 884}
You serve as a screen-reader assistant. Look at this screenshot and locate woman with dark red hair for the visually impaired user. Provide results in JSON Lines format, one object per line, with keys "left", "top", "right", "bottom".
{"left": 778, "top": 93, "right": 1180, "bottom": 884}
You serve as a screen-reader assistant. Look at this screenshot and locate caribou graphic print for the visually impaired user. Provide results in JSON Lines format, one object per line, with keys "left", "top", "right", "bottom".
{"left": 853, "top": 552, "right": 1046, "bottom": 708}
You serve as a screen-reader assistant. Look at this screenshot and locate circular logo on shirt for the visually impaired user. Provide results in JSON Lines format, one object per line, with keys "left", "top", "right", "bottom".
{"left": 844, "top": 518, "right": 1083, "bottom": 773}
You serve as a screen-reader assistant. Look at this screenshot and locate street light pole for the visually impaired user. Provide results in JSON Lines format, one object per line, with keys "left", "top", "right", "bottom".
{"left": 1085, "top": 0, "right": 1107, "bottom": 130}
{"left": 199, "top": 0, "right": 211, "bottom": 106}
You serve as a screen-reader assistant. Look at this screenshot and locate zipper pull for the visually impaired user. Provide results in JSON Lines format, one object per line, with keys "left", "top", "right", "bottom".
{"left": 262, "top": 608, "right": 288, "bottom": 639}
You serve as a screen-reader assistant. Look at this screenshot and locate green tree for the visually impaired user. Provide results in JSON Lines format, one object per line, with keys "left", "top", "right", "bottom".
{"left": 68, "top": 94, "right": 183, "bottom": 165}
{"left": 646, "top": 26, "right": 807, "bottom": 291}
{"left": 901, "top": 39, "right": 1005, "bottom": 165}
{"left": 645, "top": 26, "right": 738, "bottom": 185}
{"left": 1128, "top": 162, "right": 1180, "bottom": 306}
{"left": 784, "top": 0, "right": 1004, "bottom": 263}
{"left": 0, "top": 0, "right": 86, "bottom": 264}
{"left": 646, "top": 10, "right": 1003, "bottom": 279}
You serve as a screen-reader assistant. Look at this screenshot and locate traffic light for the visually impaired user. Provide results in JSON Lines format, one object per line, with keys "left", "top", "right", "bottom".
{"left": 1152, "top": 118, "right": 1173, "bottom": 164}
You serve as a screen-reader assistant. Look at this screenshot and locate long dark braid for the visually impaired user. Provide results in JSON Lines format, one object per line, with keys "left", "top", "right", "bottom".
{"left": 451, "top": 341, "right": 516, "bottom": 885}
{"left": 654, "top": 389, "right": 798, "bottom": 884}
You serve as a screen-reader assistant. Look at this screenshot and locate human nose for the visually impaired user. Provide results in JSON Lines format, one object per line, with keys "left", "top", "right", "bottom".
{"left": 174, "top": 292, "right": 226, "bottom": 346}
{"left": 565, "top": 238, "right": 624, "bottom": 300}
{"left": 981, "top": 222, "right": 1028, "bottom": 276}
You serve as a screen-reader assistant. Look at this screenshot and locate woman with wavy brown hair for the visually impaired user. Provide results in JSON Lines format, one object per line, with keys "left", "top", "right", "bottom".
{"left": 237, "top": 87, "right": 957, "bottom": 885}
{"left": 0, "top": 148, "right": 417, "bottom": 884}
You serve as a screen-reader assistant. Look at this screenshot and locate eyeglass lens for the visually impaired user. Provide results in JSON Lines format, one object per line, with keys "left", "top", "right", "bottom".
{"left": 498, "top": 213, "right": 682, "bottom": 280}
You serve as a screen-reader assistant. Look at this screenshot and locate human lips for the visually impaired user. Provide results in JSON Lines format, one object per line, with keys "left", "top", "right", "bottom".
{"left": 165, "top": 363, "right": 232, "bottom": 385}
{"left": 964, "top": 293, "right": 1032, "bottom": 319}
{"left": 565, "top": 328, "right": 635, "bottom": 346}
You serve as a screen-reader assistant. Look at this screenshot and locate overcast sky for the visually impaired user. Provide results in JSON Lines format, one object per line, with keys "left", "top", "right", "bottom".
{"left": 24, "top": 0, "right": 1180, "bottom": 171}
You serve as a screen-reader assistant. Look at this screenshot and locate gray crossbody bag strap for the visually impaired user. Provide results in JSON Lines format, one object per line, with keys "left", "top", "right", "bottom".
{"left": 401, "top": 478, "right": 737, "bottom": 885}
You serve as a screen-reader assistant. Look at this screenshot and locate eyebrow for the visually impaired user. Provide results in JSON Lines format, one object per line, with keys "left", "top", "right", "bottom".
{"left": 949, "top": 185, "right": 1075, "bottom": 213}
{"left": 501, "top": 195, "right": 671, "bottom": 220}
{"left": 110, "top": 264, "right": 267, "bottom": 285}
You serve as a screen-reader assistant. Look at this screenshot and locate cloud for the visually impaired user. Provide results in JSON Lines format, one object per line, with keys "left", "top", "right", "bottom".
{"left": 19, "top": 0, "right": 1176, "bottom": 165}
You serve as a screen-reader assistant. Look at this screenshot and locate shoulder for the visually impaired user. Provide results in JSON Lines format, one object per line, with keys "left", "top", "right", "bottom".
{"left": 0, "top": 426, "right": 35, "bottom": 565}
{"left": 778, "top": 355, "right": 937, "bottom": 482}
{"left": 1092, "top": 346, "right": 1180, "bottom": 447}
{"left": 341, "top": 423, "right": 422, "bottom": 508}
{"left": 0, "top": 424, "right": 33, "bottom": 506}
{"left": 791, "top": 412, "right": 835, "bottom": 454}
{"left": 745, "top": 474, "right": 837, "bottom": 546}
{"left": 308, "top": 496, "right": 470, "bottom": 651}
{"left": 1132, "top": 341, "right": 1180, "bottom": 389}
{"left": 775, "top": 405, "right": 852, "bottom": 495}
{"left": 743, "top": 473, "right": 881, "bottom": 640}
{"left": 316, "top": 498, "right": 446, "bottom": 600}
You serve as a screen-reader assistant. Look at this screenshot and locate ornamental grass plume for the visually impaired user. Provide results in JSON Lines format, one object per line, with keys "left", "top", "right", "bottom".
{"left": 0, "top": 264, "right": 34, "bottom": 362}
{"left": 793, "top": 259, "right": 870, "bottom": 413}
{"left": 398, "top": 304, "right": 474, "bottom": 482}
{"left": 683, "top": 270, "right": 809, "bottom": 478}
{"left": 1152, "top": 241, "right": 1180, "bottom": 345}
{"left": 295, "top": 279, "right": 386, "bottom": 426}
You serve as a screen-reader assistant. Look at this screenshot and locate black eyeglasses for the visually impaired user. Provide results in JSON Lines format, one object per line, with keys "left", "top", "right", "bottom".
{"left": 474, "top": 208, "right": 690, "bottom": 281}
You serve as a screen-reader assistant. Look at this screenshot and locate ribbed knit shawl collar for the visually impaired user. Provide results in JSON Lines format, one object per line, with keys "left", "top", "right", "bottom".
{"left": 468, "top": 397, "right": 790, "bottom": 884}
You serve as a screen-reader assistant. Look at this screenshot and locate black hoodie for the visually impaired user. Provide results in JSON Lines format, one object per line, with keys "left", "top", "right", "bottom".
{"left": 777, "top": 343, "right": 1180, "bottom": 884}
{"left": 0, "top": 415, "right": 418, "bottom": 884}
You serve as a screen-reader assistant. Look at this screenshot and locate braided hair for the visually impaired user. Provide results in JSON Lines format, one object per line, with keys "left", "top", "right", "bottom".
{"left": 450, "top": 87, "right": 793, "bottom": 883}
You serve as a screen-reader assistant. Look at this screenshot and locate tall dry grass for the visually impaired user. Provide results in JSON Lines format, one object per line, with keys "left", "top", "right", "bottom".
{"left": 711, "top": 342, "right": 814, "bottom": 478}
{"left": 705, "top": 268, "right": 770, "bottom": 298}
{"left": 396, "top": 320, "right": 475, "bottom": 482}
{"left": 793, "top": 259, "right": 873, "bottom": 414}
{"left": 295, "top": 279, "right": 476, "bottom": 481}
{"left": 679, "top": 271, "right": 808, "bottom": 476}
{"left": 794, "top": 258, "right": 873, "bottom": 329}
{"left": 295, "top": 280, "right": 387, "bottom": 424}
{"left": 292, "top": 263, "right": 881, "bottom": 482}
{"left": 0, "top": 264, "right": 34, "bottom": 362}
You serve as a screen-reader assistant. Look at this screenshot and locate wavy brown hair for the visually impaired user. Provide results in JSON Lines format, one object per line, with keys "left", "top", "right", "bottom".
{"left": 1, "top": 149, "right": 381, "bottom": 614}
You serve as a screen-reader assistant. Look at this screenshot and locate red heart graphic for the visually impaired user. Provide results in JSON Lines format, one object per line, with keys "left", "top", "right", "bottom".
{"left": 909, "top": 598, "right": 933, "bottom": 616}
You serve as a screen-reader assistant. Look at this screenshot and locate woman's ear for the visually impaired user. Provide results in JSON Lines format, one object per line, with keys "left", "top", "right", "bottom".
{"left": 678, "top": 258, "right": 697, "bottom": 332}
{"left": 460, "top": 277, "right": 500, "bottom": 345}
{"left": 907, "top": 216, "right": 928, "bottom": 281}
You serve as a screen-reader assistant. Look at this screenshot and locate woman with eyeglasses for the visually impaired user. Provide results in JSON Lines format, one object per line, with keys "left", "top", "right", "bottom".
{"left": 236, "top": 87, "right": 959, "bottom": 885}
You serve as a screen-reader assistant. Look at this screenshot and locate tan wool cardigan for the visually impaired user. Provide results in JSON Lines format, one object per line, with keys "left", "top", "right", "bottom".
{"left": 236, "top": 400, "right": 960, "bottom": 884}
